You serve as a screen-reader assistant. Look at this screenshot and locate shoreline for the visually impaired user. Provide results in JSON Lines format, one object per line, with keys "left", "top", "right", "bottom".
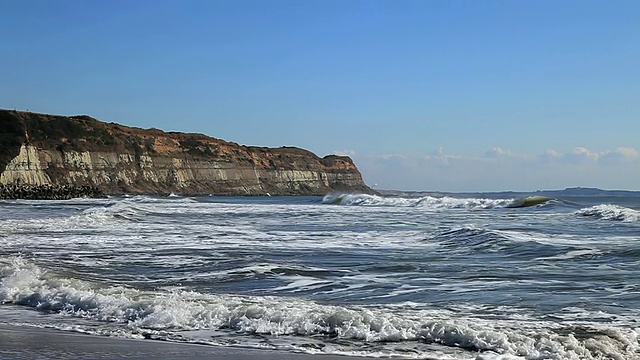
{"left": 0, "top": 324, "right": 369, "bottom": 360}
{"left": 0, "top": 184, "right": 104, "bottom": 200}
{"left": 0, "top": 184, "right": 374, "bottom": 200}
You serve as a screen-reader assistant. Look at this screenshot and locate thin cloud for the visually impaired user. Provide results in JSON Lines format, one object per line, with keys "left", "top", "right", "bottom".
{"left": 614, "top": 147, "right": 639, "bottom": 159}
{"left": 485, "top": 147, "right": 511, "bottom": 158}
{"left": 331, "top": 149, "right": 357, "bottom": 156}
{"left": 351, "top": 146, "right": 640, "bottom": 191}
{"left": 539, "top": 146, "right": 639, "bottom": 163}
{"left": 567, "top": 147, "right": 600, "bottom": 162}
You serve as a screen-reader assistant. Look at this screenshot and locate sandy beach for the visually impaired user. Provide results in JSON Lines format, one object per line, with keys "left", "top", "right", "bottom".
{"left": 0, "top": 325, "right": 367, "bottom": 360}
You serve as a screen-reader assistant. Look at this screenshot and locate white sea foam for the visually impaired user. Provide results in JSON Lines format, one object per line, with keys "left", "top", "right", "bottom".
{"left": 323, "top": 193, "right": 515, "bottom": 210}
{"left": 270, "top": 275, "right": 333, "bottom": 292}
{"left": 1, "top": 258, "right": 638, "bottom": 360}
{"left": 575, "top": 204, "right": 640, "bottom": 222}
{"left": 535, "top": 249, "right": 602, "bottom": 261}
{"left": 2, "top": 196, "right": 640, "bottom": 359}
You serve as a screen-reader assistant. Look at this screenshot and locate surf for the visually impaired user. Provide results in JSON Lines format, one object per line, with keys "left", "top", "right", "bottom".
{"left": 575, "top": 204, "right": 640, "bottom": 222}
{"left": 323, "top": 193, "right": 553, "bottom": 210}
{"left": 1, "top": 257, "right": 638, "bottom": 359}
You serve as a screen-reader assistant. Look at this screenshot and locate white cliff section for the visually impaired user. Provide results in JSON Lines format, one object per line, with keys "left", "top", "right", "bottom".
{"left": 0, "top": 145, "right": 356, "bottom": 192}
{"left": 0, "top": 145, "right": 51, "bottom": 185}
{"left": 268, "top": 170, "right": 326, "bottom": 189}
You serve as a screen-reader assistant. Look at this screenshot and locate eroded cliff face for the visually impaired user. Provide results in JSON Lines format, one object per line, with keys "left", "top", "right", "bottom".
{"left": 0, "top": 110, "right": 371, "bottom": 195}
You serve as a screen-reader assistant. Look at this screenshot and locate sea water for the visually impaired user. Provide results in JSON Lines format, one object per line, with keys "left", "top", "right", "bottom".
{"left": 0, "top": 193, "right": 639, "bottom": 359}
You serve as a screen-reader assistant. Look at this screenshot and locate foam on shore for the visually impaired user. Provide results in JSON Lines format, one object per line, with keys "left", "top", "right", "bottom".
{"left": 0, "top": 324, "right": 363, "bottom": 360}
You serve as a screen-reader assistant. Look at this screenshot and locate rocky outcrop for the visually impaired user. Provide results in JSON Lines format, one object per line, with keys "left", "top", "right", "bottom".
{"left": 0, "top": 184, "right": 104, "bottom": 200}
{"left": 0, "top": 110, "right": 371, "bottom": 197}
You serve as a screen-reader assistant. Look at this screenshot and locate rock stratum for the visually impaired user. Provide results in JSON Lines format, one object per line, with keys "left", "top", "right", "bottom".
{"left": 0, "top": 110, "right": 371, "bottom": 198}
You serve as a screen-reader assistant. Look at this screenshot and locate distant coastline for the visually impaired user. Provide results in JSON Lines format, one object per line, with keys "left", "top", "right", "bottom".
{"left": 377, "top": 187, "right": 640, "bottom": 198}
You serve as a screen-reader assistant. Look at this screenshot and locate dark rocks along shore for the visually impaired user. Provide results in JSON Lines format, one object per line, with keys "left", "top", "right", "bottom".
{"left": 0, "top": 184, "right": 105, "bottom": 200}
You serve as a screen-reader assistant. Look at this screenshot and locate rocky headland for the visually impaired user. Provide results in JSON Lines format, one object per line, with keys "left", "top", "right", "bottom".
{"left": 0, "top": 110, "right": 371, "bottom": 199}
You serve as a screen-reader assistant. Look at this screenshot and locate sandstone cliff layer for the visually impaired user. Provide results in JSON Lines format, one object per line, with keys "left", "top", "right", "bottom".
{"left": 0, "top": 110, "right": 371, "bottom": 196}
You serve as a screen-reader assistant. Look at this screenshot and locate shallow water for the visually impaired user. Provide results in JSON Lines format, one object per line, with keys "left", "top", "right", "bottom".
{"left": 1, "top": 193, "right": 639, "bottom": 359}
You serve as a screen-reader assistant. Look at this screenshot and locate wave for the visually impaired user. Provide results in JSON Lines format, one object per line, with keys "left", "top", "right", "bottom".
{"left": 0, "top": 197, "right": 195, "bottom": 234}
{"left": 432, "top": 226, "right": 503, "bottom": 248}
{"left": 78, "top": 196, "right": 199, "bottom": 222}
{"left": 428, "top": 226, "right": 568, "bottom": 259}
{"left": 575, "top": 204, "right": 640, "bottom": 222}
{"left": 1, "top": 257, "right": 637, "bottom": 359}
{"left": 81, "top": 200, "right": 160, "bottom": 222}
{"left": 323, "top": 193, "right": 551, "bottom": 210}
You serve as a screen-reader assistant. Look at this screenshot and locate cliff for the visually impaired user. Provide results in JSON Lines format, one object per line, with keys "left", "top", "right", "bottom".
{"left": 0, "top": 110, "right": 371, "bottom": 196}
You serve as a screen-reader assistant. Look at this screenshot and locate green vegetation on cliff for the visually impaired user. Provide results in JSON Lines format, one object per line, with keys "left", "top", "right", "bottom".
{"left": 0, "top": 111, "right": 27, "bottom": 174}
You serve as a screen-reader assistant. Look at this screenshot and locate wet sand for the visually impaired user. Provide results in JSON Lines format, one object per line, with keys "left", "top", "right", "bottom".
{"left": 0, "top": 325, "right": 365, "bottom": 360}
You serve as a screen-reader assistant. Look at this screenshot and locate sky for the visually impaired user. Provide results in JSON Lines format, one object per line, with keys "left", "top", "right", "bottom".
{"left": 1, "top": 0, "right": 639, "bottom": 191}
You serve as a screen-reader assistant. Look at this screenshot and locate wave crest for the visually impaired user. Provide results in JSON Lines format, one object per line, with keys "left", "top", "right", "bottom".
{"left": 323, "top": 193, "right": 515, "bottom": 210}
{"left": 1, "top": 258, "right": 637, "bottom": 359}
{"left": 575, "top": 205, "right": 640, "bottom": 222}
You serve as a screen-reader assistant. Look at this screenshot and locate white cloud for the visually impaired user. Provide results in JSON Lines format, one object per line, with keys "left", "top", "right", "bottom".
{"left": 542, "top": 149, "right": 562, "bottom": 159}
{"left": 570, "top": 147, "right": 600, "bottom": 161}
{"left": 424, "top": 147, "right": 462, "bottom": 166}
{"left": 331, "top": 149, "right": 357, "bottom": 156}
{"left": 615, "top": 147, "right": 639, "bottom": 159}
{"left": 485, "top": 147, "right": 511, "bottom": 158}
{"left": 539, "top": 146, "right": 639, "bottom": 164}
{"left": 351, "top": 146, "right": 640, "bottom": 191}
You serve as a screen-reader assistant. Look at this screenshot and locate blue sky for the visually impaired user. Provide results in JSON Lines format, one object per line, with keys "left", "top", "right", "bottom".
{"left": 1, "top": 0, "right": 639, "bottom": 191}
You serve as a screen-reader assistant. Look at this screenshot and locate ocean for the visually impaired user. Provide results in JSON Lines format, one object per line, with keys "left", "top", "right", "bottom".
{"left": 1, "top": 193, "right": 639, "bottom": 359}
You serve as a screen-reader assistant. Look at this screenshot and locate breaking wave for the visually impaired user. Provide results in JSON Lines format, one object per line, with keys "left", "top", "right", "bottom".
{"left": 575, "top": 205, "right": 640, "bottom": 222}
{"left": 1, "top": 257, "right": 637, "bottom": 359}
{"left": 322, "top": 193, "right": 550, "bottom": 210}
{"left": 0, "top": 197, "right": 204, "bottom": 236}
{"left": 75, "top": 196, "right": 200, "bottom": 221}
